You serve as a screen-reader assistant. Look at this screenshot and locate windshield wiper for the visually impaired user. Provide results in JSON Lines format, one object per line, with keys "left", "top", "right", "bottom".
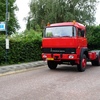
{"left": 62, "top": 36, "right": 71, "bottom": 37}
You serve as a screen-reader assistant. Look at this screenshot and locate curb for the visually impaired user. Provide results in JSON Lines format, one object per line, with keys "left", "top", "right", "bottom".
{"left": 0, "top": 61, "right": 47, "bottom": 74}
{"left": 0, "top": 62, "right": 92, "bottom": 76}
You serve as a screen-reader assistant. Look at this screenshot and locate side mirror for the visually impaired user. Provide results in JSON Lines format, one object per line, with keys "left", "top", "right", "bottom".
{"left": 42, "top": 29, "right": 45, "bottom": 37}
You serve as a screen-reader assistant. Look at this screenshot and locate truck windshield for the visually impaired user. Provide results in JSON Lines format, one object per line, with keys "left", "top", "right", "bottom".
{"left": 44, "top": 26, "right": 76, "bottom": 37}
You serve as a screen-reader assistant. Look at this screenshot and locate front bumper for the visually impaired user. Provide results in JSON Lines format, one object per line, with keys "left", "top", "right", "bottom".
{"left": 42, "top": 53, "right": 79, "bottom": 61}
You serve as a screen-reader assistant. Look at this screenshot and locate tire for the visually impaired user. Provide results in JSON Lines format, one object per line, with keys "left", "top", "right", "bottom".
{"left": 91, "top": 61, "right": 97, "bottom": 66}
{"left": 97, "top": 54, "right": 100, "bottom": 66}
{"left": 77, "top": 54, "right": 87, "bottom": 72}
{"left": 92, "top": 53, "right": 100, "bottom": 66}
{"left": 47, "top": 61, "right": 57, "bottom": 70}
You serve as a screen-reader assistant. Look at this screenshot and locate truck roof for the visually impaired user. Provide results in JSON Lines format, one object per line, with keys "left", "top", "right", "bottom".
{"left": 48, "top": 22, "right": 86, "bottom": 30}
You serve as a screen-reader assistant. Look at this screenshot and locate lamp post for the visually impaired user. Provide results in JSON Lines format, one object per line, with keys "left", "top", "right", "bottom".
{"left": 6, "top": 0, "right": 8, "bottom": 37}
{"left": 6, "top": 0, "right": 9, "bottom": 64}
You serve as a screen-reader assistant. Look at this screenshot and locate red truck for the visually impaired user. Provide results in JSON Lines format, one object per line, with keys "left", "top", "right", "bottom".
{"left": 42, "top": 21, "right": 100, "bottom": 72}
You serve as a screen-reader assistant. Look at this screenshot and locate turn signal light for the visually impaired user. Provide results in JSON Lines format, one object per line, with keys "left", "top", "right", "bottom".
{"left": 47, "top": 22, "right": 50, "bottom": 26}
{"left": 73, "top": 20, "right": 76, "bottom": 24}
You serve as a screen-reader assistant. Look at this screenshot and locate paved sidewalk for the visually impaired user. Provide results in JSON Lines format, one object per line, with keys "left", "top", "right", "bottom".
{"left": 0, "top": 61, "right": 47, "bottom": 74}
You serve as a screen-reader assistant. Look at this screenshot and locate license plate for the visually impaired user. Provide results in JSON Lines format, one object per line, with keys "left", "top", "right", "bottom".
{"left": 47, "top": 58, "right": 54, "bottom": 60}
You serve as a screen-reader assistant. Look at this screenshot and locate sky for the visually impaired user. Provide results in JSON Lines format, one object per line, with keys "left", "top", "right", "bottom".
{"left": 95, "top": 1, "right": 100, "bottom": 25}
{"left": 15, "top": 0, "right": 100, "bottom": 32}
{"left": 15, "top": 0, "right": 30, "bottom": 32}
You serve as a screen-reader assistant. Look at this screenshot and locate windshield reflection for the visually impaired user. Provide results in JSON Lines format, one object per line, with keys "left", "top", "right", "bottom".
{"left": 44, "top": 26, "right": 76, "bottom": 37}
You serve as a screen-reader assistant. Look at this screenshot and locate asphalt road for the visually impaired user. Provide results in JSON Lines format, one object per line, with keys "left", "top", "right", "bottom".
{"left": 0, "top": 64, "right": 100, "bottom": 100}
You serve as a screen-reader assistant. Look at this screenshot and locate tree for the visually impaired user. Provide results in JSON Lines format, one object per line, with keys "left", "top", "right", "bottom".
{"left": 0, "top": 0, "right": 20, "bottom": 35}
{"left": 26, "top": 0, "right": 98, "bottom": 30}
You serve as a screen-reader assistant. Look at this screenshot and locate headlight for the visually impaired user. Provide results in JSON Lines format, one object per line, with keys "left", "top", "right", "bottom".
{"left": 43, "top": 54, "right": 47, "bottom": 58}
{"left": 69, "top": 55, "right": 74, "bottom": 59}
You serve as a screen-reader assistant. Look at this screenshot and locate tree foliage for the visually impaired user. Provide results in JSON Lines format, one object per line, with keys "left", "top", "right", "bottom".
{"left": 0, "top": 0, "right": 20, "bottom": 35}
{"left": 26, "top": 0, "right": 98, "bottom": 30}
{"left": 87, "top": 25, "right": 100, "bottom": 50}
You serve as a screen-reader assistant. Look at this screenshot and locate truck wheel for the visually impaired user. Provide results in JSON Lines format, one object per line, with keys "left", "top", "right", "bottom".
{"left": 91, "top": 61, "right": 96, "bottom": 66}
{"left": 47, "top": 61, "right": 57, "bottom": 70}
{"left": 77, "top": 54, "right": 87, "bottom": 72}
{"left": 97, "top": 54, "right": 100, "bottom": 66}
{"left": 92, "top": 54, "right": 100, "bottom": 66}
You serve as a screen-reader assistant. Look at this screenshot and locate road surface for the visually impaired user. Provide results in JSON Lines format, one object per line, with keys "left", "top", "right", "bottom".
{"left": 0, "top": 64, "right": 100, "bottom": 100}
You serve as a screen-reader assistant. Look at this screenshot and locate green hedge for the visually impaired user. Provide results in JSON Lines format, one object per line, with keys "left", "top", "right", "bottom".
{"left": 0, "top": 39, "right": 42, "bottom": 65}
{"left": 0, "top": 30, "right": 42, "bottom": 65}
{"left": 0, "top": 38, "right": 5, "bottom": 65}
{"left": 87, "top": 25, "right": 100, "bottom": 50}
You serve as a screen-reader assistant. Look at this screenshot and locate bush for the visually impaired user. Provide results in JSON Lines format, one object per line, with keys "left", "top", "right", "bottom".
{"left": 87, "top": 25, "right": 100, "bottom": 50}
{"left": 0, "top": 30, "right": 42, "bottom": 65}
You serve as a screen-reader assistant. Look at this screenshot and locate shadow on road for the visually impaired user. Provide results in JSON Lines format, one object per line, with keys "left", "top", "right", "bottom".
{"left": 56, "top": 65, "right": 77, "bottom": 72}
{"left": 49, "top": 63, "right": 97, "bottom": 72}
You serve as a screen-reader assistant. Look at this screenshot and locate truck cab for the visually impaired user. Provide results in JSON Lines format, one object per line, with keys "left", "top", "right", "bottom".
{"left": 42, "top": 21, "right": 100, "bottom": 72}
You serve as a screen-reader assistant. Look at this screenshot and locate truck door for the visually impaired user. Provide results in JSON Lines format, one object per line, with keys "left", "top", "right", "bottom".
{"left": 78, "top": 29, "right": 87, "bottom": 47}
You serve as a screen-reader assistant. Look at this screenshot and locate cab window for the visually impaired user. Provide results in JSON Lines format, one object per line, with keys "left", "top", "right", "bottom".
{"left": 78, "top": 29, "right": 85, "bottom": 37}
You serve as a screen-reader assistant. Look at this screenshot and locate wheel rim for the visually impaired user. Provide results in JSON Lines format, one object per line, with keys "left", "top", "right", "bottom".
{"left": 82, "top": 58, "right": 86, "bottom": 68}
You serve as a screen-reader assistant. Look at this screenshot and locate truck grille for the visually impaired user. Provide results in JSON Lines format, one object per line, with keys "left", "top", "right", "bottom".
{"left": 42, "top": 48, "right": 76, "bottom": 54}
